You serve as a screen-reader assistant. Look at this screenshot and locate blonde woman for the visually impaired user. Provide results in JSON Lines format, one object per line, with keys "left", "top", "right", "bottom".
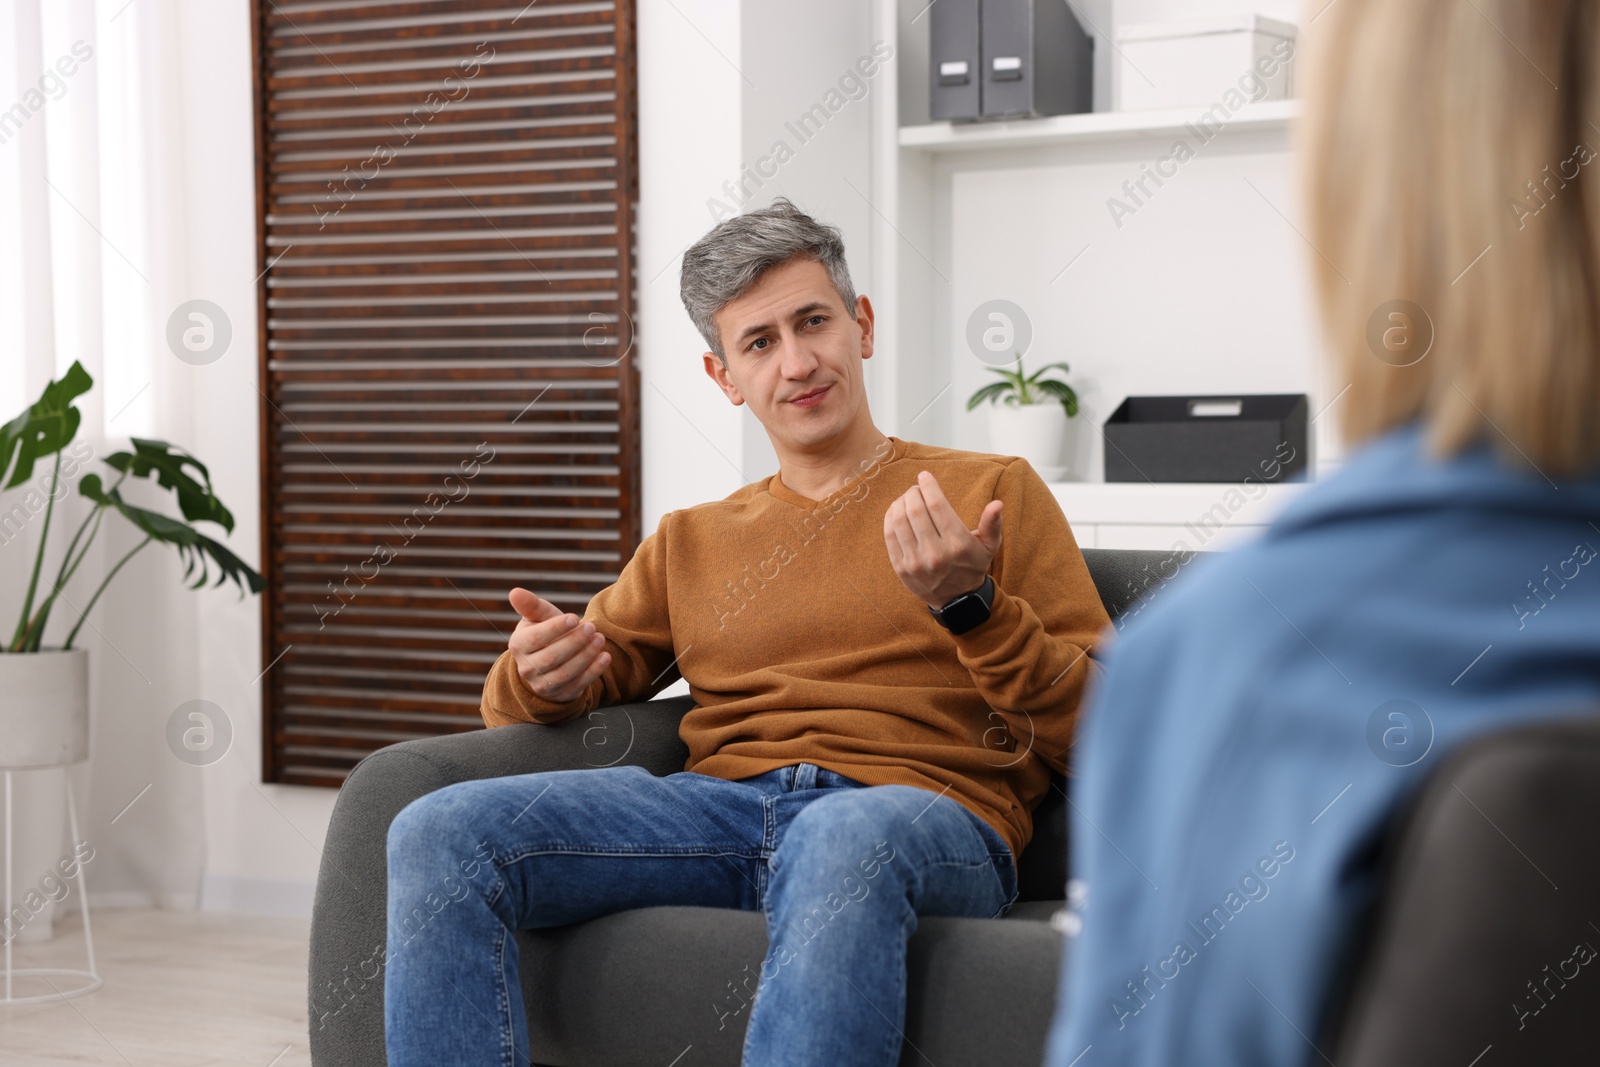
{"left": 1044, "top": 3, "right": 1600, "bottom": 1064}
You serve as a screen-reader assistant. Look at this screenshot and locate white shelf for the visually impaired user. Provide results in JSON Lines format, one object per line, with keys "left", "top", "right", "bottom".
{"left": 1046, "top": 480, "right": 1308, "bottom": 527}
{"left": 898, "top": 99, "right": 1300, "bottom": 154}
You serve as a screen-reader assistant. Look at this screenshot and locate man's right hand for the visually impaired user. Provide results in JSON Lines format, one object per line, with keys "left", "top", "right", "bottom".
{"left": 507, "top": 588, "right": 611, "bottom": 703}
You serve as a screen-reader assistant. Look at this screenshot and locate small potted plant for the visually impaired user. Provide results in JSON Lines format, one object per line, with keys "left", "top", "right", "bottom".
{"left": 965, "top": 354, "right": 1081, "bottom": 476}
{"left": 0, "top": 362, "right": 264, "bottom": 932}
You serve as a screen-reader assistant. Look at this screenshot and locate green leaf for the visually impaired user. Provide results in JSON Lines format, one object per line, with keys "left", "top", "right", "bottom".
{"left": 964, "top": 381, "right": 1015, "bottom": 411}
{"left": 1024, "top": 361, "right": 1073, "bottom": 384}
{"left": 103, "top": 438, "right": 235, "bottom": 532}
{"left": 0, "top": 361, "right": 92, "bottom": 490}
{"left": 78, "top": 479, "right": 264, "bottom": 596}
{"left": 1032, "top": 379, "right": 1081, "bottom": 417}
{"left": 987, "top": 358, "right": 1027, "bottom": 385}
{"left": 177, "top": 529, "right": 264, "bottom": 594}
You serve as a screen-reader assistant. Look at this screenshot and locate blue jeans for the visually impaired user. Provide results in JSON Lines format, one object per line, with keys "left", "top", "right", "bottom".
{"left": 383, "top": 760, "right": 1019, "bottom": 1066}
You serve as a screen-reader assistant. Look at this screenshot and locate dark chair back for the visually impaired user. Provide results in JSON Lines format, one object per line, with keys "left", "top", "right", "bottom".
{"left": 1323, "top": 716, "right": 1600, "bottom": 1064}
{"left": 1014, "top": 548, "right": 1197, "bottom": 902}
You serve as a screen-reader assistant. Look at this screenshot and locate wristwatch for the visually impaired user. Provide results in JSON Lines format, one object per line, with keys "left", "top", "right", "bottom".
{"left": 929, "top": 575, "right": 996, "bottom": 635}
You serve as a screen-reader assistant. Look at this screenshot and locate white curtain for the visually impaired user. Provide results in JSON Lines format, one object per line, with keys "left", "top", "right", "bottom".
{"left": 2, "top": 0, "right": 208, "bottom": 934}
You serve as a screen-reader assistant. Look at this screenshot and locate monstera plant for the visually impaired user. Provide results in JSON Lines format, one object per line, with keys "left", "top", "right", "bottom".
{"left": 2, "top": 361, "right": 264, "bottom": 655}
{"left": 0, "top": 361, "right": 264, "bottom": 778}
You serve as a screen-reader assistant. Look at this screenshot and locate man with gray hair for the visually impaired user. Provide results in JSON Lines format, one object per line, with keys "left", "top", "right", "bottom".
{"left": 384, "top": 197, "right": 1111, "bottom": 1066}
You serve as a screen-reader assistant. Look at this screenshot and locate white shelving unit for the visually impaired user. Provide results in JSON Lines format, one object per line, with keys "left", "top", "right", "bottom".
{"left": 864, "top": 1, "right": 1331, "bottom": 551}
{"left": 1049, "top": 480, "right": 1308, "bottom": 552}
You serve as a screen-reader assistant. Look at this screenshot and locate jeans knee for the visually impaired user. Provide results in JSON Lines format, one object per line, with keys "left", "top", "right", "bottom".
{"left": 774, "top": 797, "right": 905, "bottom": 885}
{"left": 387, "top": 791, "right": 448, "bottom": 856}
{"left": 387, "top": 788, "right": 499, "bottom": 880}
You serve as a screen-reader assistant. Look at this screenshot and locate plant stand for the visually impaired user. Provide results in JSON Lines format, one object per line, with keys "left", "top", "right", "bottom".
{"left": 1, "top": 766, "right": 100, "bottom": 1004}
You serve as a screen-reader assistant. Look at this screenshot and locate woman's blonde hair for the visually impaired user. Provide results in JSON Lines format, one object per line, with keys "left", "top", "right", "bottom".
{"left": 1301, "top": 0, "right": 1600, "bottom": 478}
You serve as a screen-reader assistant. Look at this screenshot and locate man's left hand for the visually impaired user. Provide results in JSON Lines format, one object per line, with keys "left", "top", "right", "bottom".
{"left": 885, "top": 470, "right": 1003, "bottom": 610}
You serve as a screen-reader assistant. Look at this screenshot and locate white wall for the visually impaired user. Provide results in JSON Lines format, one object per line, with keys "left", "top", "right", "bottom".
{"left": 174, "top": 0, "right": 327, "bottom": 916}
{"left": 735, "top": 2, "right": 877, "bottom": 478}
{"left": 635, "top": 0, "right": 747, "bottom": 530}
{"left": 634, "top": 0, "right": 879, "bottom": 498}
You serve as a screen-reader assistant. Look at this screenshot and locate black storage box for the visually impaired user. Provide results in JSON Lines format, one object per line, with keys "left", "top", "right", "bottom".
{"left": 1102, "top": 394, "right": 1309, "bottom": 483}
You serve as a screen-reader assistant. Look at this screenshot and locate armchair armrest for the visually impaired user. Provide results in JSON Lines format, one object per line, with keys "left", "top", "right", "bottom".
{"left": 307, "top": 695, "right": 694, "bottom": 1065}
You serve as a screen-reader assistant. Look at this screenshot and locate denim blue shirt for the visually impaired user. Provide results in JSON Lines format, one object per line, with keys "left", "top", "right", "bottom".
{"left": 1044, "top": 421, "right": 1600, "bottom": 1066}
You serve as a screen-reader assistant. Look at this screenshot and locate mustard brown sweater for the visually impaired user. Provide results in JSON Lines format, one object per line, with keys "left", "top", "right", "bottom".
{"left": 480, "top": 435, "right": 1113, "bottom": 872}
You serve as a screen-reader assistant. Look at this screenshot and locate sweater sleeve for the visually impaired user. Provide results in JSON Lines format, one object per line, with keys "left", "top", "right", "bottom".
{"left": 480, "top": 511, "right": 680, "bottom": 728}
{"left": 949, "top": 458, "right": 1112, "bottom": 774}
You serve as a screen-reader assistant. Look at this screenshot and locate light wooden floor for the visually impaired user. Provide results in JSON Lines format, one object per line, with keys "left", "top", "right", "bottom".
{"left": 0, "top": 906, "right": 312, "bottom": 1067}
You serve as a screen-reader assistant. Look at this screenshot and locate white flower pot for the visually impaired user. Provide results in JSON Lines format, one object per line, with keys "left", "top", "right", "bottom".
{"left": 0, "top": 648, "right": 90, "bottom": 768}
{"left": 0, "top": 648, "right": 87, "bottom": 946}
{"left": 987, "top": 402, "right": 1071, "bottom": 475}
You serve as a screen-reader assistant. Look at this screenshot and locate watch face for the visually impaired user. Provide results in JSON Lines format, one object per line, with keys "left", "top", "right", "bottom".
{"left": 942, "top": 596, "right": 989, "bottom": 633}
{"left": 940, "top": 581, "right": 992, "bottom": 634}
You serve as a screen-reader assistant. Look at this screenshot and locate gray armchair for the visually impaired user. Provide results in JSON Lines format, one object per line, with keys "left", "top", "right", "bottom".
{"left": 308, "top": 544, "right": 1600, "bottom": 1066}
{"left": 306, "top": 548, "right": 1175, "bottom": 1066}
